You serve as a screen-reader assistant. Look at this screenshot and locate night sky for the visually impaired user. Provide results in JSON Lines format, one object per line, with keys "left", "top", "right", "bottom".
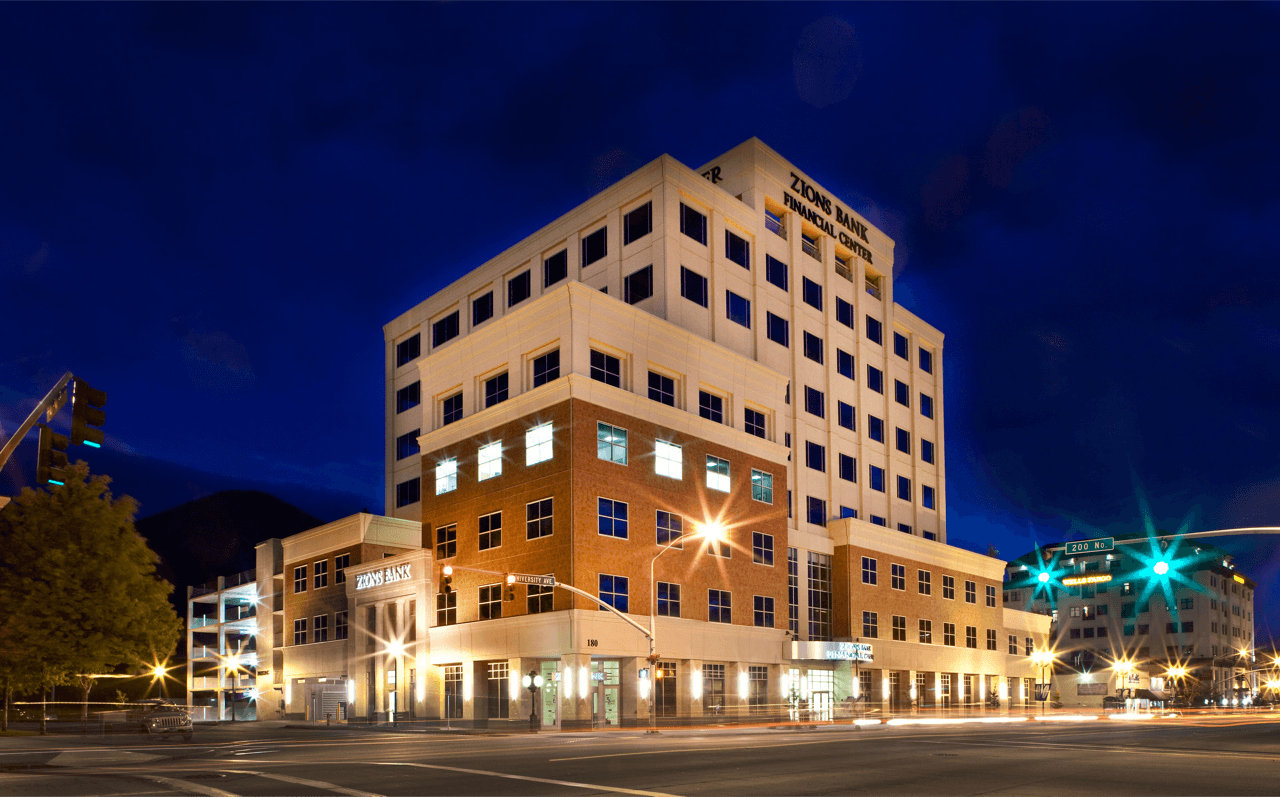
{"left": 2, "top": 4, "right": 1278, "bottom": 643}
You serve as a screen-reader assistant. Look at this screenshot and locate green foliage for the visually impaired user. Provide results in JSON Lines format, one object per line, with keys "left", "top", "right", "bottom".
{"left": 0, "top": 463, "right": 181, "bottom": 695}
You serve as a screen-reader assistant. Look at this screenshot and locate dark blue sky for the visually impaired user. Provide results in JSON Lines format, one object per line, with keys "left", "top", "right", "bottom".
{"left": 2, "top": 4, "right": 1278, "bottom": 642}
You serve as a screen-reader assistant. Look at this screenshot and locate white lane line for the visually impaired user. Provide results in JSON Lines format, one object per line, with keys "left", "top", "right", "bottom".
{"left": 220, "top": 769, "right": 383, "bottom": 797}
{"left": 549, "top": 734, "right": 867, "bottom": 762}
{"left": 143, "top": 775, "right": 241, "bottom": 797}
{"left": 384, "top": 761, "right": 683, "bottom": 797}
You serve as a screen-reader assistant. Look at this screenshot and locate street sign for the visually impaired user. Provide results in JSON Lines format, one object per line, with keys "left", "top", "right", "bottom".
{"left": 1065, "top": 538, "right": 1114, "bottom": 555}
{"left": 1035, "top": 684, "right": 1051, "bottom": 702}
{"left": 510, "top": 573, "right": 556, "bottom": 587}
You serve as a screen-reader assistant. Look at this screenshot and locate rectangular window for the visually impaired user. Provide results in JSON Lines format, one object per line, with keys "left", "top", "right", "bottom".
{"left": 336, "top": 611, "right": 349, "bottom": 640}
{"left": 807, "top": 496, "right": 826, "bottom": 526}
{"left": 624, "top": 264, "right": 654, "bottom": 304}
{"left": 836, "top": 349, "right": 854, "bottom": 380}
{"left": 867, "top": 366, "right": 884, "bottom": 394}
{"left": 966, "top": 626, "right": 978, "bottom": 649}
{"left": 680, "top": 267, "right": 708, "bottom": 307}
{"left": 866, "top": 315, "right": 883, "bottom": 345}
{"left": 895, "top": 428, "right": 911, "bottom": 455}
{"left": 863, "top": 611, "right": 878, "bottom": 638}
{"left": 435, "top": 458, "right": 457, "bottom": 495}
{"left": 623, "top": 202, "right": 652, "bottom": 245}
{"left": 893, "top": 332, "right": 908, "bottom": 359}
{"left": 898, "top": 523, "right": 912, "bottom": 535}
{"left": 1025, "top": 637, "right": 1033, "bottom": 656}
{"left": 803, "top": 331, "right": 823, "bottom": 363}
{"left": 808, "top": 552, "right": 832, "bottom": 640}
{"left": 543, "top": 249, "right": 568, "bottom": 287}
{"left": 788, "top": 548, "right": 799, "bottom": 636}
{"left": 293, "top": 618, "right": 307, "bottom": 645}
{"left": 657, "top": 582, "right": 681, "bottom": 617}
{"left": 396, "top": 477, "right": 420, "bottom": 507}
{"left": 766, "top": 312, "right": 790, "bottom": 347}
{"left": 804, "top": 386, "right": 825, "bottom": 418}
{"left": 986, "top": 585, "right": 997, "bottom": 607}
{"left": 441, "top": 392, "right": 463, "bottom": 425}
{"left": 599, "top": 574, "right": 629, "bottom": 612}
{"left": 918, "top": 569, "right": 932, "bottom": 595}
{"left": 526, "top": 497, "right": 553, "bottom": 539}
{"left": 478, "top": 441, "right": 502, "bottom": 481}
{"left": 895, "top": 380, "right": 910, "bottom": 407}
{"left": 293, "top": 565, "right": 307, "bottom": 594}
{"left": 396, "top": 334, "right": 421, "bottom": 367}
{"left": 526, "top": 423, "right": 553, "bottom": 465}
{"left": 479, "top": 584, "right": 502, "bottom": 620}
{"left": 703, "top": 664, "right": 726, "bottom": 715}
{"left": 725, "top": 230, "right": 750, "bottom": 268}
{"left": 484, "top": 373, "right": 508, "bottom": 408}
{"left": 706, "top": 455, "right": 730, "bottom": 492}
{"left": 590, "top": 350, "right": 621, "bottom": 387}
{"left": 726, "top": 291, "right": 751, "bottom": 328}
{"left": 862, "top": 557, "right": 877, "bottom": 585}
{"left": 744, "top": 407, "right": 766, "bottom": 438}
{"left": 919, "top": 347, "right": 934, "bottom": 373}
{"left": 805, "top": 441, "right": 826, "bottom": 472}
{"left": 870, "top": 465, "right": 885, "bottom": 492}
{"left": 699, "top": 391, "right": 724, "bottom": 423}
{"left": 314, "top": 560, "right": 328, "bottom": 589}
{"left": 478, "top": 510, "right": 501, "bottom": 551}
{"left": 532, "top": 349, "right": 560, "bottom": 387}
{"left": 598, "top": 498, "right": 629, "bottom": 539}
{"left": 802, "top": 277, "right": 823, "bottom": 311}
{"left": 897, "top": 475, "right": 912, "bottom": 501}
{"left": 920, "top": 619, "right": 933, "bottom": 644}
{"left": 596, "top": 422, "right": 627, "bottom": 465}
{"left": 942, "top": 575, "right": 954, "bottom": 600}
{"left": 435, "top": 523, "right": 456, "bottom": 560}
{"left": 396, "top": 381, "right": 421, "bottom": 413}
{"left": 765, "top": 255, "right": 788, "bottom": 291}
{"left": 986, "top": 629, "right": 998, "bottom": 650}
{"left": 752, "top": 532, "right": 774, "bottom": 566}
{"left": 922, "top": 485, "right": 935, "bottom": 510}
{"left": 472, "top": 292, "right": 494, "bottom": 326}
{"left": 527, "top": 583, "right": 553, "bottom": 613}
{"left": 836, "top": 297, "right": 854, "bottom": 329}
{"left": 396, "top": 430, "right": 421, "bottom": 461}
{"left": 751, "top": 469, "right": 773, "bottom": 503}
{"left": 436, "top": 593, "right": 457, "bottom": 627}
{"left": 507, "top": 270, "right": 531, "bottom": 307}
{"left": 922, "top": 439, "right": 935, "bottom": 464}
{"left": 965, "top": 580, "right": 977, "bottom": 604}
{"left": 335, "top": 554, "right": 349, "bottom": 584}
{"left": 648, "top": 371, "right": 675, "bottom": 406}
{"left": 891, "top": 563, "right": 905, "bottom": 591}
{"left": 891, "top": 615, "right": 907, "bottom": 641}
{"left": 839, "top": 454, "right": 855, "bottom": 482}
{"left": 838, "top": 401, "right": 855, "bottom": 431}
{"left": 921, "top": 393, "right": 934, "bottom": 418}
{"left": 709, "top": 590, "right": 732, "bottom": 623}
{"left": 655, "top": 440, "right": 682, "bottom": 479}
{"left": 312, "top": 614, "right": 329, "bottom": 643}
{"left": 753, "top": 596, "right": 774, "bottom": 629}
{"left": 433, "top": 311, "right": 460, "bottom": 347}
{"left": 581, "top": 226, "right": 607, "bottom": 267}
{"left": 870, "top": 514, "right": 886, "bottom": 527}
{"left": 680, "top": 203, "right": 707, "bottom": 245}
{"left": 656, "top": 511, "right": 683, "bottom": 547}
{"left": 943, "top": 623, "right": 956, "bottom": 646}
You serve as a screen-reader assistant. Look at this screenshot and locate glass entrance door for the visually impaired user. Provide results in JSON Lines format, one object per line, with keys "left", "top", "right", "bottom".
{"left": 591, "top": 660, "right": 620, "bottom": 726}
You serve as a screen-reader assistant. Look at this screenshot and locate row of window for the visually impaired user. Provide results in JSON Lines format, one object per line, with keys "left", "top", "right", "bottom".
{"left": 802, "top": 497, "right": 936, "bottom": 540}
{"left": 292, "top": 554, "right": 351, "bottom": 594}
{"left": 293, "top": 611, "right": 349, "bottom": 645}
{"left": 859, "top": 558, "right": 995, "bottom": 605}
{"left": 861, "top": 613, "right": 1004, "bottom": 651}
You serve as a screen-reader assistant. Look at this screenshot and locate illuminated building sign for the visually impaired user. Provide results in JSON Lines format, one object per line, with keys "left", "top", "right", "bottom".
{"left": 823, "top": 641, "right": 874, "bottom": 662}
{"left": 1061, "top": 574, "right": 1113, "bottom": 587}
{"left": 355, "top": 564, "right": 412, "bottom": 590}
{"left": 1233, "top": 575, "right": 1245, "bottom": 584}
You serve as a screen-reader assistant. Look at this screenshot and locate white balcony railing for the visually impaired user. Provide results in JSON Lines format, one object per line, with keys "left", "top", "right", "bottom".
{"left": 765, "top": 211, "right": 787, "bottom": 240}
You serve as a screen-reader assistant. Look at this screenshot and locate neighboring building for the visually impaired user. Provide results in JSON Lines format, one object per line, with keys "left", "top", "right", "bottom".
{"left": 1004, "top": 533, "right": 1260, "bottom": 707}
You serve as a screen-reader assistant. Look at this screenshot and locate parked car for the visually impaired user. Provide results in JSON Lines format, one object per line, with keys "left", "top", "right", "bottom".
{"left": 130, "top": 701, "right": 193, "bottom": 741}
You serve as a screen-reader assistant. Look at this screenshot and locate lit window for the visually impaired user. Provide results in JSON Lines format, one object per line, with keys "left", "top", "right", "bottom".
{"left": 435, "top": 459, "right": 457, "bottom": 495}
{"left": 478, "top": 442, "right": 502, "bottom": 481}
{"left": 655, "top": 440, "right": 682, "bottom": 479}
{"left": 597, "top": 422, "right": 627, "bottom": 465}
{"left": 751, "top": 469, "right": 773, "bottom": 503}
{"left": 526, "top": 423, "right": 553, "bottom": 465}
{"left": 706, "top": 456, "right": 730, "bottom": 492}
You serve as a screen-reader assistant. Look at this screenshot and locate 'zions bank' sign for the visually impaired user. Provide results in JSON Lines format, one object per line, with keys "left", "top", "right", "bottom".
{"left": 783, "top": 172, "right": 875, "bottom": 264}
{"left": 355, "top": 564, "right": 412, "bottom": 590}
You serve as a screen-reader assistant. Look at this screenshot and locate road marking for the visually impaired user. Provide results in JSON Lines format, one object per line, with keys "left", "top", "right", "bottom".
{"left": 549, "top": 734, "right": 869, "bottom": 762}
{"left": 49, "top": 749, "right": 163, "bottom": 767}
{"left": 144, "top": 775, "right": 240, "bottom": 797}
{"left": 220, "top": 770, "right": 383, "bottom": 796}
{"left": 384, "top": 761, "right": 683, "bottom": 797}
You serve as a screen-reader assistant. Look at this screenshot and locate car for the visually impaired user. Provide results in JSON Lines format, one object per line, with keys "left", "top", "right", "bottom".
{"left": 1101, "top": 696, "right": 1126, "bottom": 710}
{"left": 133, "top": 701, "right": 193, "bottom": 741}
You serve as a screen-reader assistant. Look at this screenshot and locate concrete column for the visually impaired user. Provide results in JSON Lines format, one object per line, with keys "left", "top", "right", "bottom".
{"left": 621, "top": 657, "right": 642, "bottom": 727}
{"left": 509, "top": 657, "right": 531, "bottom": 726}
{"left": 688, "top": 659, "right": 704, "bottom": 721}
{"left": 559, "top": 653, "right": 591, "bottom": 730}
{"left": 879, "top": 669, "right": 892, "bottom": 717}
{"left": 907, "top": 670, "right": 918, "bottom": 715}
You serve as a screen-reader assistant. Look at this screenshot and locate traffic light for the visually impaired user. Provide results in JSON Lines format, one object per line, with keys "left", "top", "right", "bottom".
{"left": 36, "top": 423, "right": 70, "bottom": 486}
{"left": 70, "top": 379, "right": 106, "bottom": 448}
{"left": 505, "top": 573, "right": 516, "bottom": 602}
{"left": 441, "top": 565, "right": 453, "bottom": 594}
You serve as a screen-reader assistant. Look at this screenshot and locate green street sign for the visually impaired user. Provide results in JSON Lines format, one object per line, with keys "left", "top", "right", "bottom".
{"left": 1065, "top": 538, "right": 1114, "bottom": 555}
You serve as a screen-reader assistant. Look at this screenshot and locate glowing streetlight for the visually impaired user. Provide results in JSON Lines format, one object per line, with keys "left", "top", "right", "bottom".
{"left": 1037, "top": 572, "right": 1050, "bottom": 583}
{"left": 1152, "top": 561, "right": 1169, "bottom": 576}
{"left": 1030, "top": 649, "right": 1056, "bottom": 716}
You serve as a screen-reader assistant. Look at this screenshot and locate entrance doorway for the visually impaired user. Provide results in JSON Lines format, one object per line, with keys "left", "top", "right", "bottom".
{"left": 590, "top": 660, "right": 619, "bottom": 726}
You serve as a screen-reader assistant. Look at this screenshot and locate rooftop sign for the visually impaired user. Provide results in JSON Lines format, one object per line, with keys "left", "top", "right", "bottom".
{"left": 1061, "top": 574, "right": 1113, "bottom": 587}
{"left": 355, "top": 564, "right": 412, "bottom": 591}
{"left": 1065, "top": 538, "right": 1114, "bottom": 555}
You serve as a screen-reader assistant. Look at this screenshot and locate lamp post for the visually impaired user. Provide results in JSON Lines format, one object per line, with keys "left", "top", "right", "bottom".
{"left": 1166, "top": 666, "right": 1187, "bottom": 707}
{"left": 225, "top": 653, "right": 240, "bottom": 722}
{"left": 648, "top": 521, "right": 724, "bottom": 734}
{"left": 522, "top": 670, "right": 544, "bottom": 732}
{"left": 1031, "top": 649, "right": 1055, "bottom": 716}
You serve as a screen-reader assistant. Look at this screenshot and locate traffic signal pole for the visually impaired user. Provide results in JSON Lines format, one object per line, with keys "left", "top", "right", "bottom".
{"left": 0, "top": 371, "right": 74, "bottom": 483}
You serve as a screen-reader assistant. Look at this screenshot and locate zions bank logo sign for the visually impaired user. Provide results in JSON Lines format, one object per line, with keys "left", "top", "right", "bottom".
{"left": 355, "top": 564, "right": 412, "bottom": 590}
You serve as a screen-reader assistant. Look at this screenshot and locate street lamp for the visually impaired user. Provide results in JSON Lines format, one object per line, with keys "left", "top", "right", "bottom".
{"left": 1031, "top": 649, "right": 1056, "bottom": 716}
{"left": 522, "top": 670, "right": 545, "bottom": 732}
{"left": 648, "top": 520, "right": 725, "bottom": 734}
{"left": 224, "top": 653, "right": 241, "bottom": 722}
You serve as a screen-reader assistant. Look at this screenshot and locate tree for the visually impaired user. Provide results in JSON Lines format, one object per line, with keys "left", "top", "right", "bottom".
{"left": 0, "top": 462, "right": 181, "bottom": 733}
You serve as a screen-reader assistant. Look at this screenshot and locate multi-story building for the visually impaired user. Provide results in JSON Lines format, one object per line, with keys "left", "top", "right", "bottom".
{"left": 189, "top": 139, "right": 1052, "bottom": 727}
{"left": 1004, "top": 533, "right": 1259, "bottom": 707}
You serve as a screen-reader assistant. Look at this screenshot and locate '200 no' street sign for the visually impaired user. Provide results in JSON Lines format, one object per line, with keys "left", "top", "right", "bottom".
{"left": 1065, "top": 538, "right": 1114, "bottom": 555}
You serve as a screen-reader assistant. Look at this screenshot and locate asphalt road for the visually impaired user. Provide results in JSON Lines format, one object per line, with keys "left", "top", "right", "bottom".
{"left": 2, "top": 713, "right": 1279, "bottom": 796}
